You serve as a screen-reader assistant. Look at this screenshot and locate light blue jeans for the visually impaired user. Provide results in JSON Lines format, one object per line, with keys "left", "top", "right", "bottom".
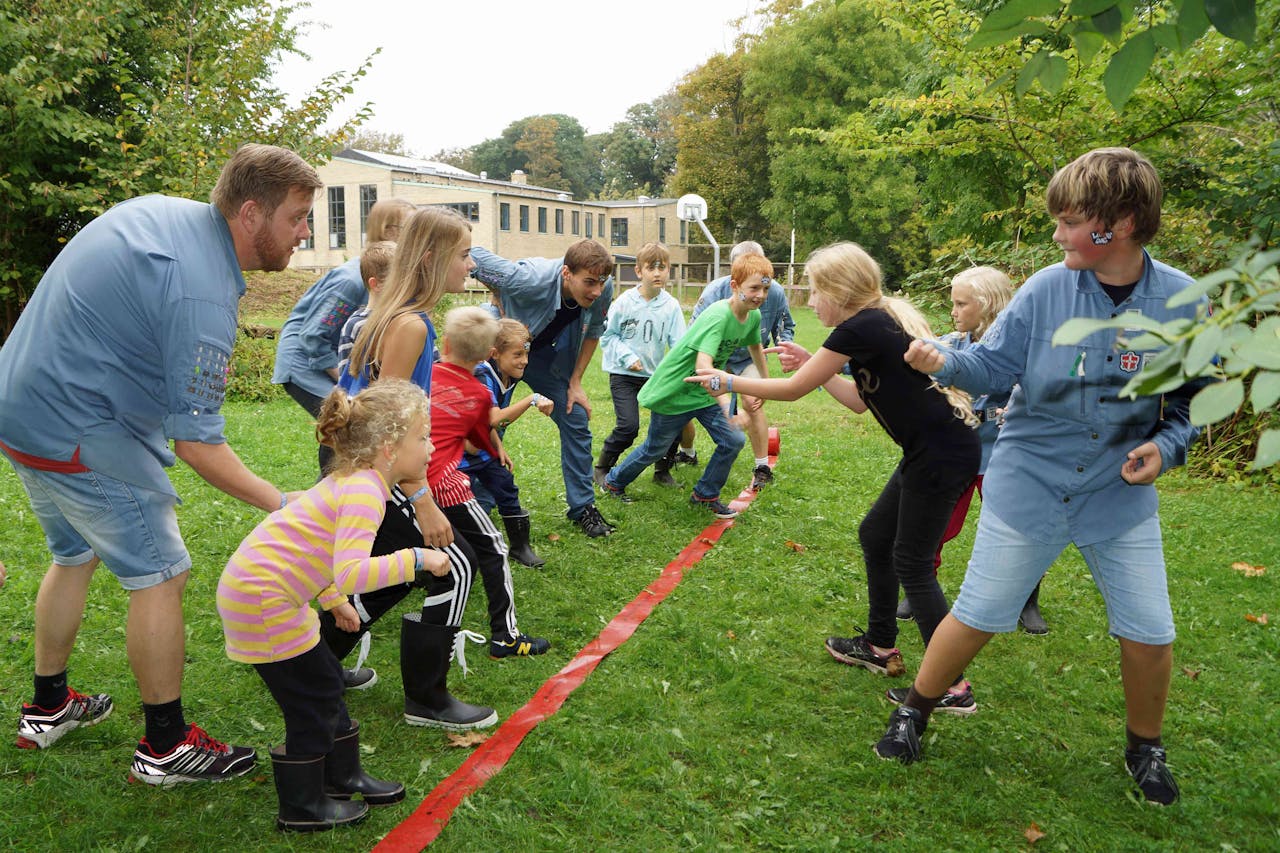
{"left": 608, "top": 404, "right": 745, "bottom": 501}
{"left": 951, "top": 507, "right": 1174, "bottom": 644}
{"left": 4, "top": 454, "right": 191, "bottom": 590}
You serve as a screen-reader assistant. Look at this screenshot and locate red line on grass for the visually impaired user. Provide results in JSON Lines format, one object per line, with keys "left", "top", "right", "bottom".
{"left": 373, "top": 433, "right": 780, "bottom": 852}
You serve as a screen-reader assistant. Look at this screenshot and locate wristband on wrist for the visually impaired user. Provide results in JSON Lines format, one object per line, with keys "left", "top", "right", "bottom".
{"left": 530, "top": 393, "right": 541, "bottom": 407}
{"left": 278, "top": 493, "right": 288, "bottom": 510}
{"left": 413, "top": 547, "right": 425, "bottom": 571}
{"left": 407, "top": 485, "right": 430, "bottom": 504}
{"left": 727, "top": 375, "right": 734, "bottom": 394}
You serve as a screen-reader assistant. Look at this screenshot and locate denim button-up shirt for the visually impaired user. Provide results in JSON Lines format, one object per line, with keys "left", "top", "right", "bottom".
{"left": 932, "top": 253, "right": 1205, "bottom": 546}
{"left": 272, "top": 256, "right": 368, "bottom": 398}
{"left": 692, "top": 276, "right": 795, "bottom": 373}
{"left": 0, "top": 196, "right": 243, "bottom": 496}
{"left": 469, "top": 248, "right": 613, "bottom": 369}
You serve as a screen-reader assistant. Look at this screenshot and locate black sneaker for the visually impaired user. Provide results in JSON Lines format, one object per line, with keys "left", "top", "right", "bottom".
{"left": 490, "top": 633, "right": 551, "bottom": 658}
{"left": 575, "top": 504, "right": 615, "bottom": 537}
{"left": 690, "top": 494, "right": 737, "bottom": 519}
{"left": 886, "top": 681, "right": 977, "bottom": 716}
{"left": 601, "top": 479, "right": 634, "bottom": 503}
{"left": 825, "top": 633, "right": 906, "bottom": 676}
{"left": 750, "top": 464, "right": 774, "bottom": 490}
{"left": 673, "top": 450, "right": 699, "bottom": 467}
{"left": 1125, "top": 744, "right": 1180, "bottom": 805}
{"left": 342, "top": 667, "right": 378, "bottom": 691}
{"left": 652, "top": 469, "right": 680, "bottom": 488}
{"left": 874, "top": 706, "right": 924, "bottom": 764}
{"left": 896, "top": 597, "right": 914, "bottom": 621}
{"left": 16, "top": 688, "right": 114, "bottom": 749}
{"left": 130, "top": 724, "right": 257, "bottom": 786}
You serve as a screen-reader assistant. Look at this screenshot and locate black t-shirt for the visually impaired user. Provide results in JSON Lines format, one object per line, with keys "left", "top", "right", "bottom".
{"left": 531, "top": 299, "right": 582, "bottom": 351}
{"left": 822, "top": 308, "right": 979, "bottom": 490}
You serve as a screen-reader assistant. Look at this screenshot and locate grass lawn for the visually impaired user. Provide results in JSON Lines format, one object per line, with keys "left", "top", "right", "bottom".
{"left": 1, "top": 307, "right": 1277, "bottom": 852}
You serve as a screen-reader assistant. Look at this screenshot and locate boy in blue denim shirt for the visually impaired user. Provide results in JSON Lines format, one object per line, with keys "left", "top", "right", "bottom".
{"left": 878, "top": 148, "right": 1208, "bottom": 806}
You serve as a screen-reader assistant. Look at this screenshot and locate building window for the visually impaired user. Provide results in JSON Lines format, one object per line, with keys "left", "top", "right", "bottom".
{"left": 359, "top": 184, "right": 377, "bottom": 244}
{"left": 500, "top": 203, "right": 511, "bottom": 231}
{"left": 439, "top": 202, "right": 480, "bottom": 222}
{"left": 610, "top": 217, "right": 628, "bottom": 246}
{"left": 585, "top": 212, "right": 593, "bottom": 238}
{"left": 519, "top": 205, "right": 530, "bottom": 232}
{"left": 328, "top": 186, "right": 346, "bottom": 249}
{"left": 572, "top": 210, "right": 580, "bottom": 235}
{"left": 299, "top": 209, "right": 314, "bottom": 250}
{"left": 537, "top": 207, "right": 547, "bottom": 233}
{"left": 555, "top": 209, "right": 564, "bottom": 234}
{"left": 659, "top": 217, "right": 666, "bottom": 244}
{"left": 598, "top": 214, "right": 605, "bottom": 238}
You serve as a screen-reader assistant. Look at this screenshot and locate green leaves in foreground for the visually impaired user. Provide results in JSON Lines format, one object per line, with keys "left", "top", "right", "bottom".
{"left": 1052, "top": 246, "right": 1280, "bottom": 468}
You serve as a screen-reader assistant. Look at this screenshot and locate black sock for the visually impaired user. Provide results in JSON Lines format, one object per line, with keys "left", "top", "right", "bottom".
{"left": 903, "top": 685, "right": 941, "bottom": 729}
{"left": 1126, "top": 727, "right": 1162, "bottom": 752}
{"left": 143, "top": 699, "right": 186, "bottom": 753}
{"left": 33, "top": 671, "right": 69, "bottom": 709}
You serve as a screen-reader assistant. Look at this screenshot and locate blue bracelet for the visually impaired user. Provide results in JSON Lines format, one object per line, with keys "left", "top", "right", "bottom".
{"left": 407, "top": 486, "right": 430, "bottom": 504}
{"left": 727, "top": 375, "right": 734, "bottom": 394}
{"left": 278, "top": 493, "right": 288, "bottom": 510}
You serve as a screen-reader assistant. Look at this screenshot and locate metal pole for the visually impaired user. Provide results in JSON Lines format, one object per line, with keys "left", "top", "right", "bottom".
{"left": 695, "top": 218, "right": 719, "bottom": 282}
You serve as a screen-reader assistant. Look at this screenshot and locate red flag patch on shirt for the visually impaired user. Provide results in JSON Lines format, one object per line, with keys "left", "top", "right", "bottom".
{"left": 1119, "top": 351, "right": 1141, "bottom": 373}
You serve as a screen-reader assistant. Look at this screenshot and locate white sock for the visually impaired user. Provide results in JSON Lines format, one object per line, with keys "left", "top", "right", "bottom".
{"left": 755, "top": 457, "right": 769, "bottom": 468}
{"left": 681, "top": 445, "right": 695, "bottom": 455}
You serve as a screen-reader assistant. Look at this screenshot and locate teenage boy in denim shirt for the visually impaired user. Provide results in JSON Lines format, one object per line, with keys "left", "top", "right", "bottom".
{"left": 0, "top": 144, "right": 320, "bottom": 785}
{"left": 469, "top": 240, "right": 616, "bottom": 538}
{"left": 880, "top": 147, "right": 1208, "bottom": 807}
{"left": 691, "top": 240, "right": 795, "bottom": 490}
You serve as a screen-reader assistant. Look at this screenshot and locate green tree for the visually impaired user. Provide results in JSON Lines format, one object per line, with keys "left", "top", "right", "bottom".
{"left": 600, "top": 95, "right": 679, "bottom": 196}
{"left": 468, "top": 114, "right": 595, "bottom": 197}
{"left": 348, "top": 129, "right": 413, "bottom": 157}
{"left": 0, "top": 0, "right": 372, "bottom": 335}
{"left": 515, "top": 116, "right": 566, "bottom": 190}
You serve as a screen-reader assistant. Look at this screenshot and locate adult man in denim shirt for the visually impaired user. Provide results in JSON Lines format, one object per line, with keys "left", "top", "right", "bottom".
{"left": 691, "top": 241, "right": 795, "bottom": 490}
{"left": 0, "top": 144, "right": 320, "bottom": 786}
{"left": 470, "top": 240, "right": 617, "bottom": 537}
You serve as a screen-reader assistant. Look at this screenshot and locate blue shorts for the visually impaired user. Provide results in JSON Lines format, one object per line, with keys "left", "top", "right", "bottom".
{"left": 4, "top": 456, "right": 191, "bottom": 591}
{"left": 951, "top": 507, "right": 1174, "bottom": 645}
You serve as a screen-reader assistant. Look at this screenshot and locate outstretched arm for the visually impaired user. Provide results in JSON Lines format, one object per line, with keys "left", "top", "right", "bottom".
{"left": 687, "top": 347, "right": 850, "bottom": 402}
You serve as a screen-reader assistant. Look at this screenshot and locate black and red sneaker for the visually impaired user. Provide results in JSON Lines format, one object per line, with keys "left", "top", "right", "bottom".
{"left": 17, "top": 688, "right": 114, "bottom": 749}
{"left": 130, "top": 724, "right": 256, "bottom": 786}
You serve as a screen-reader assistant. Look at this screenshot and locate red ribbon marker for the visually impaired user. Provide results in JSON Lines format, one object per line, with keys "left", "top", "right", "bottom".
{"left": 375, "top": 429, "right": 780, "bottom": 852}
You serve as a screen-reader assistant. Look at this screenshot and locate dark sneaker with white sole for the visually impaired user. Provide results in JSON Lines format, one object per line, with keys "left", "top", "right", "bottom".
{"left": 342, "top": 667, "right": 378, "bottom": 691}
{"left": 689, "top": 494, "right": 737, "bottom": 519}
{"left": 490, "top": 633, "right": 551, "bottom": 659}
{"left": 874, "top": 705, "right": 924, "bottom": 764}
{"left": 17, "top": 688, "right": 114, "bottom": 749}
{"left": 750, "top": 464, "right": 774, "bottom": 490}
{"left": 672, "top": 450, "right": 699, "bottom": 467}
{"left": 575, "top": 504, "right": 615, "bottom": 537}
{"left": 825, "top": 633, "right": 906, "bottom": 676}
{"left": 1125, "top": 744, "right": 1180, "bottom": 805}
{"left": 886, "top": 681, "right": 977, "bottom": 716}
{"left": 130, "top": 724, "right": 257, "bottom": 786}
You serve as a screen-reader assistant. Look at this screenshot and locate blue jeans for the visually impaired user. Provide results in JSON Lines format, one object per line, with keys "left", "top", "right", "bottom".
{"left": 522, "top": 347, "right": 595, "bottom": 519}
{"left": 608, "top": 405, "right": 745, "bottom": 501}
{"left": 952, "top": 508, "right": 1173, "bottom": 644}
{"left": 465, "top": 456, "right": 522, "bottom": 515}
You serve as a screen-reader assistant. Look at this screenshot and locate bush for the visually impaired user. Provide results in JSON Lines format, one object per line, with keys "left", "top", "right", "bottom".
{"left": 227, "top": 329, "right": 283, "bottom": 403}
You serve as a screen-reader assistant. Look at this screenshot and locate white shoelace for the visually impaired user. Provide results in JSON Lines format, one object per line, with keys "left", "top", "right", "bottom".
{"left": 452, "top": 629, "right": 487, "bottom": 676}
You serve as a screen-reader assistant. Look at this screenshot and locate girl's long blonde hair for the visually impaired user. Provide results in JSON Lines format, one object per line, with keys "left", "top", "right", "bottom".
{"left": 951, "top": 265, "right": 1014, "bottom": 342}
{"left": 807, "top": 242, "right": 976, "bottom": 426}
{"left": 347, "top": 206, "right": 471, "bottom": 378}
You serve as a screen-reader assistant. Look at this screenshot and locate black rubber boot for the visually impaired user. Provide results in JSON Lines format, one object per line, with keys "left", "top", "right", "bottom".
{"left": 271, "top": 748, "right": 368, "bottom": 832}
{"left": 1018, "top": 581, "right": 1048, "bottom": 635}
{"left": 501, "top": 512, "right": 545, "bottom": 568}
{"left": 323, "top": 722, "right": 405, "bottom": 805}
{"left": 400, "top": 614, "right": 498, "bottom": 731}
{"left": 896, "top": 597, "right": 914, "bottom": 621}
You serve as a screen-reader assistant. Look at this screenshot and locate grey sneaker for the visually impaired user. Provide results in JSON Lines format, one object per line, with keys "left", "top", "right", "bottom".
{"left": 575, "top": 504, "right": 615, "bottom": 537}
{"left": 825, "top": 633, "right": 906, "bottom": 676}
{"left": 342, "top": 667, "right": 378, "bottom": 691}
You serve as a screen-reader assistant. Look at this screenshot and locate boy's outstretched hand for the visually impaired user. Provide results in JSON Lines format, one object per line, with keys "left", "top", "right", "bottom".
{"left": 684, "top": 368, "right": 731, "bottom": 396}
{"left": 763, "top": 341, "right": 811, "bottom": 373}
{"left": 903, "top": 339, "right": 946, "bottom": 374}
{"left": 1120, "top": 442, "right": 1162, "bottom": 485}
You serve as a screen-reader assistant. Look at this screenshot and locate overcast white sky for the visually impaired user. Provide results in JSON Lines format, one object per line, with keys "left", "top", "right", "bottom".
{"left": 271, "top": 0, "right": 760, "bottom": 158}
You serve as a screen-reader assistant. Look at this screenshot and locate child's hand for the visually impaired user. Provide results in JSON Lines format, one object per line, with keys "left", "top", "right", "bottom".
{"left": 1120, "top": 441, "right": 1162, "bottom": 485}
{"left": 531, "top": 394, "right": 554, "bottom": 416}
{"left": 419, "top": 549, "right": 452, "bottom": 578}
{"left": 498, "top": 447, "right": 513, "bottom": 470}
{"left": 764, "top": 341, "right": 810, "bottom": 373}
{"left": 331, "top": 601, "right": 361, "bottom": 632}
{"left": 903, "top": 339, "right": 946, "bottom": 374}
{"left": 414, "top": 498, "right": 454, "bottom": 548}
{"left": 627, "top": 359, "right": 644, "bottom": 372}
{"left": 684, "top": 368, "right": 731, "bottom": 396}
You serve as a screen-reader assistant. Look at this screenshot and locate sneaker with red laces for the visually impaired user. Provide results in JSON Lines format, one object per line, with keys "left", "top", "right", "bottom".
{"left": 130, "top": 724, "right": 257, "bottom": 786}
{"left": 16, "top": 688, "right": 114, "bottom": 749}
{"left": 825, "top": 632, "right": 906, "bottom": 676}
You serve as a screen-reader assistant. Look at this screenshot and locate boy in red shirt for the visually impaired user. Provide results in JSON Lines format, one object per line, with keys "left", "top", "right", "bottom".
{"left": 430, "top": 307, "right": 549, "bottom": 658}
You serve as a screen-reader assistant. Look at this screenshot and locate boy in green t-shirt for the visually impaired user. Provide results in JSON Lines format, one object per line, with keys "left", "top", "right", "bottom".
{"left": 601, "top": 254, "right": 773, "bottom": 518}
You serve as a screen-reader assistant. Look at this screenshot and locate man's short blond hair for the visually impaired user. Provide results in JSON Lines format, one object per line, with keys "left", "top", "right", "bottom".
{"left": 210, "top": 143, "right": 321, "bottom": 218}
{"left": 442, "top": 306, "right": 500, "bottom": 364}
{"left": 1046, "top": 147, "right": 1162, "bottom": 244}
